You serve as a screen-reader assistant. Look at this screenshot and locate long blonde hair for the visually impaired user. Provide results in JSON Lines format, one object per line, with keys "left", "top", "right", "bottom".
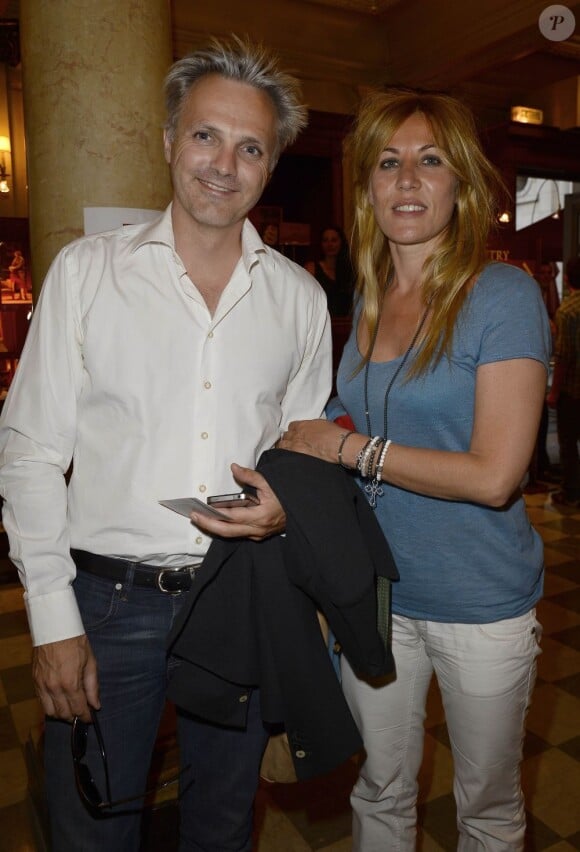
{"left": 348, "top": 87, "right": 506, "bottom": 376}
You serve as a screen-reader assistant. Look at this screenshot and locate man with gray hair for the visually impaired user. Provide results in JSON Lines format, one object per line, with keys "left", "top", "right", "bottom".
{"left": 0, "top": 36, "right": 331, "bottom": 851}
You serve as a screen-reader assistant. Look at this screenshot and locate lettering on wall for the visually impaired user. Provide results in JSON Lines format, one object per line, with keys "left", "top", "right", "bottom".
{"left": 487, "top": 249, "right": 511, "bottom": 261}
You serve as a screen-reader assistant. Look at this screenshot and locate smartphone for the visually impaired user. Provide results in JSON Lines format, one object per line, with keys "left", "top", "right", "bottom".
{"left": 207, "top": 486, "right": 259, "bottom": 509}
{"left": 159, "top": 497, "right": 231, "bottom": 521}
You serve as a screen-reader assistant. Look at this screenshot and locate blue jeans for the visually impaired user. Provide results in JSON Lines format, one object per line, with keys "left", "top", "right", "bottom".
{"left": 45, "top": 567, "right": 269, "bottom": 852}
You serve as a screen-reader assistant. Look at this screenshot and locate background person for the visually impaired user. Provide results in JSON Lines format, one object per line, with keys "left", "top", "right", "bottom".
{"left": 0, "top": 37, "right": 331, "bottom": 852}
{"left": 533, "top": 260, "right": 561, "bottom": 483}
{"left": 260, "top": 221, "right": 280, "bottom": 248}
{"left": 280, "top": 87, "right": 550, "bottom": 851}
{"left": 547, "top": 256, "right": 580, "bottom": 507}
{"left": 305, "top": 224, "right": 355, "bottom": 316}
{"left": 8, "top": 248, "right": 26, "bottom": 299}
{"left": 535, "top": 260, "right": 560, "bottom": 324}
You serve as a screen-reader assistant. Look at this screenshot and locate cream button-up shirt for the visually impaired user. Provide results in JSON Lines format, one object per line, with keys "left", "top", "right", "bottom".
{"left": 0, "top": 205, "right": 332, "bottom": 645}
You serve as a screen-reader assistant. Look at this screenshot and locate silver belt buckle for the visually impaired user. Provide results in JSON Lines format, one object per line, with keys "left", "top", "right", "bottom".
{"left": 156, "top": 564, "right": 197, "bottom": 595}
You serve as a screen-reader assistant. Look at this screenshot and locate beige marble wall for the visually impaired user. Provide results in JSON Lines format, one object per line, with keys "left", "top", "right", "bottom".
{"left": 20, "top": 0, "right": 173, "bottom": 295}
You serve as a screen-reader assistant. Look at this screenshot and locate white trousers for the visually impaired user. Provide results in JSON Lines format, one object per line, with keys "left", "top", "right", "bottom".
{"left": 341, "top": 610, "right": 542, "bottom": 852}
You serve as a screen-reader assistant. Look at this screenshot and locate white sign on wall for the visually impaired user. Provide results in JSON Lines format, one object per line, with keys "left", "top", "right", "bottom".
{"left": 83, "top": 207, "right": 161, "bottom": 236}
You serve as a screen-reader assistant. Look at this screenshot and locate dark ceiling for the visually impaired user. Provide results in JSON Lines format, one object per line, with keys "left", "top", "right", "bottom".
{"left": 3, "top": 0, "right": 580, "bottom": 128}
{"left": 307, "top": 0, "right": 580, "bottom": 128}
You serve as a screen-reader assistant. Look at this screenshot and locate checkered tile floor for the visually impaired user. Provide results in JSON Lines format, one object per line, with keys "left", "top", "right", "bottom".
{"left": 1, "top": 485, "right": 579, "bottom": 851}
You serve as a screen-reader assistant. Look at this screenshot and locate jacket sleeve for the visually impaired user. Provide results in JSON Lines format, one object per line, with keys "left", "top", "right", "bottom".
{"left": 257, "top": 449, "right": 398, "bottom": 677}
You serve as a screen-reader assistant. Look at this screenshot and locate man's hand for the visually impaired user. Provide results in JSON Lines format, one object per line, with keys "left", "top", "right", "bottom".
{"left": 190, "top": 463, "right": 286, "bottom": 541}
{"left": 32, "top": 634, "right": 99, "bottom": 722}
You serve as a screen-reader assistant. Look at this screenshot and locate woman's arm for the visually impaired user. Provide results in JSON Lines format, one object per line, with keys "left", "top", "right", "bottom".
{"left": 279, "top": 357, "right": 547, "bottom": 508}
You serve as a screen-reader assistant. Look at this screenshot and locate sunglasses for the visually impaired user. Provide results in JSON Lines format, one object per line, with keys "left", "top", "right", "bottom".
{"left": 71, "top": 707, "right": 185, "bottom": 812}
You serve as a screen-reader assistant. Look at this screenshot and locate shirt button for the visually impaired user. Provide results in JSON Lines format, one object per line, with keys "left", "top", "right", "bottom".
{"left": 204, "top": 381, "right": 212, "bottom": 389}
{"left": 201, "top": 432, "right": 208, "bottom": 440}
{"left": 295, "top": 750, "right": 306, "bottom": 759}
{"left": 195, "top": 536, "right": 203, "bottom": 545}
{"left": 208, "top": 331, "right": 214, "bottom": 339}
{"left": 239, "top": 694, "right": 248, "bottom": 703}
{"left": 199, "top": 484, "right": 207, "bottom": 493}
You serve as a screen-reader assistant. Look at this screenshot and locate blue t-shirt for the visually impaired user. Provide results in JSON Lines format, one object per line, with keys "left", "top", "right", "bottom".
{"left": 330, "top": 263, "right": 551, "bottom": 623}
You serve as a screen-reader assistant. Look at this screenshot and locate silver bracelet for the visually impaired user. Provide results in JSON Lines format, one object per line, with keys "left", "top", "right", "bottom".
{"left": 337, "top": 431, "right": 356, "bottom": 469}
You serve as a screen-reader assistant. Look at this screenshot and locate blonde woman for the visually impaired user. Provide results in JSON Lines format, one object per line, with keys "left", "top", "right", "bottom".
{"left": 280, "top": 88, "right": 550, "bottom": 851}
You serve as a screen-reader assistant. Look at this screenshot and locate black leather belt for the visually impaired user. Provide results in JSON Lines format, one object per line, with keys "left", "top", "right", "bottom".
{"left": 71, "top": 549, "right": 201, "bottom": 594}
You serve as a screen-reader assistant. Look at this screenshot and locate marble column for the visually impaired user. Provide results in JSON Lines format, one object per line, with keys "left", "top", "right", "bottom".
{"left": 19, "top": 0, "right": 173, "bottom": 297}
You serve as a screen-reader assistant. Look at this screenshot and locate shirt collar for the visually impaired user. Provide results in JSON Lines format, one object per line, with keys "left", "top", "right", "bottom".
{"left": 241, "top": 218, "right": 269, "bottom": 273}
{"left": 126, "top": 204, "right": 175, "bottom": 254}
{"left": 126, "top": 203, "right": 269, "bottom": 275}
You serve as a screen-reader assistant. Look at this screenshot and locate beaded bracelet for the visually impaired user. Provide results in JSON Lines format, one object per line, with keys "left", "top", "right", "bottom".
{"left": 355, "top": 439, "right": 372, "bottom": 473}
{"left": 358, "top": 440, "right": 375, "bottom": 477}
{"left": 364, "top": 437, "right": 385, "bottom": 479}
{"left": 363, "top": 438, "right": 392, "bottom": 508}
{"left": 374, "top": 438, "right": 392, "bottom": 484}
{"left": 337, "top": 431, "right": 356, "bottom": 469}
{"left": 357, "top": 435, "right": 382, "bottom": 478}
{"left": 368, "top": 436, "right": 384, "bottom": 477}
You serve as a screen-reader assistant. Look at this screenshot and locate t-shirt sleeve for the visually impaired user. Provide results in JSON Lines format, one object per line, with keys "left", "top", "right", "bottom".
{"left": 469, "top": 264, "right": 551, "bottom": 370}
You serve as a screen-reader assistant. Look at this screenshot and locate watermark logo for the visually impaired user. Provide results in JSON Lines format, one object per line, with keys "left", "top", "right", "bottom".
{"left": 539, "top": 5, "right": 576, "bottom": 41}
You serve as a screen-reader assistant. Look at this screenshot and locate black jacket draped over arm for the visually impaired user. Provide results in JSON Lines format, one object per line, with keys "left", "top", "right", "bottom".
{"left": 166, "top": 449, "right": 399, "bottom": 780}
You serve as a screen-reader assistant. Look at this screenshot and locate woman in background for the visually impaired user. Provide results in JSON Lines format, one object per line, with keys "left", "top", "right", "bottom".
{"left": 280, "top": 88, "right": 550, "bottom": 851}
{"left": 305, "top": 225, "right": 354, "bottom": 316}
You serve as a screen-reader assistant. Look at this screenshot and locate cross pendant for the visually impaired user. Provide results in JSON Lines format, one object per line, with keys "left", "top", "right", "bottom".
{"left": 365, "top": 477, "right": 384, "bottom": 509}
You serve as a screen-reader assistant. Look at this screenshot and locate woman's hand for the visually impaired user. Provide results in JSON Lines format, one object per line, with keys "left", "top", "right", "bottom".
{"left": 279, "top": 418, "right": 365, "bottom": 467}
